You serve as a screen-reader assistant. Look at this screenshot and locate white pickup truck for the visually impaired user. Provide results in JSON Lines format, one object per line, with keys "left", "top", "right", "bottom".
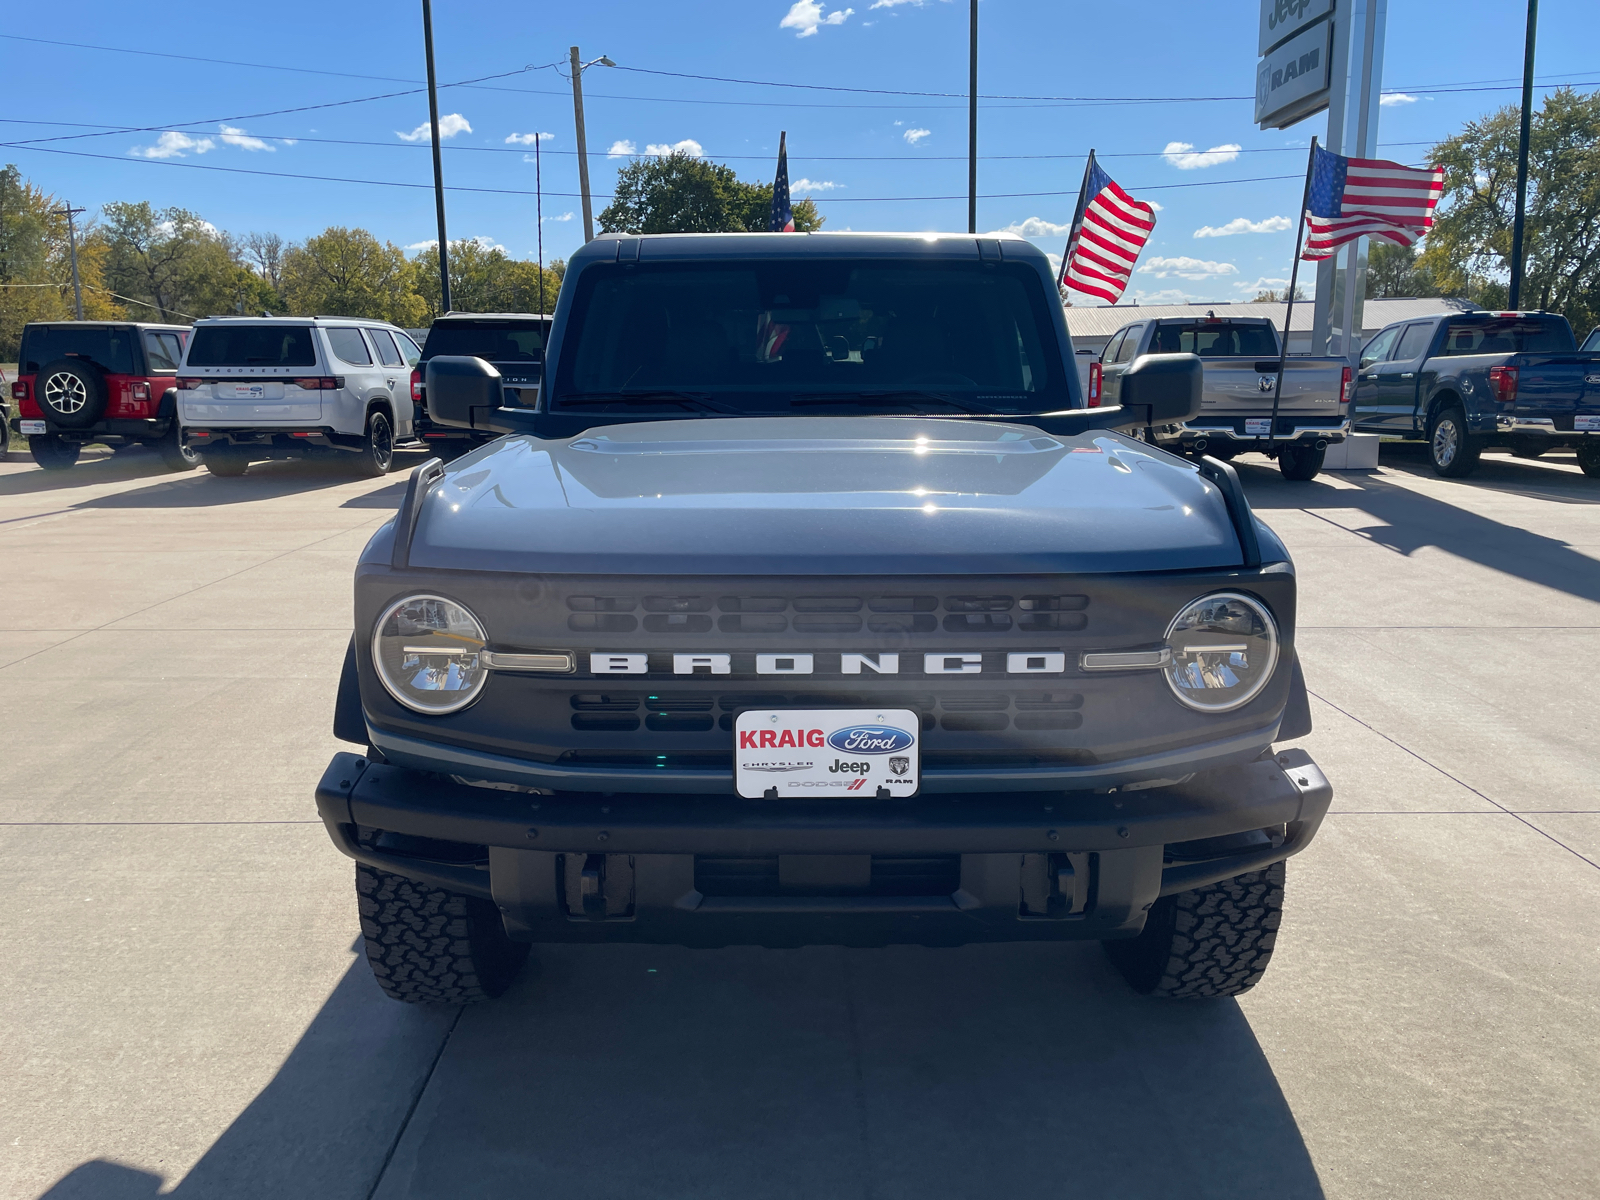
{"left": 1096, "top": 315, "right": 1350, "bottom": 480}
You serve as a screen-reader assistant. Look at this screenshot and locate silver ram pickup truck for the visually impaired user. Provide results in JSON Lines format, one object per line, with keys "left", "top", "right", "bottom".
{"left": 1097, "top": 315, "right": 1350, "bottom": 480}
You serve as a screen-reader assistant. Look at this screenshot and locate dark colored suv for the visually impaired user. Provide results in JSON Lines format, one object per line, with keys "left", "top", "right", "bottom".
{"left": 413, "top": 313, "right": 550, "bottom": 453}
{"left": 9, "top": 321, "right": 198, "bottom": 471}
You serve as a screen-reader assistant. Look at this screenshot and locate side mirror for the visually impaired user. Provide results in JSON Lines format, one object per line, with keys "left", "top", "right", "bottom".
{"left": 1118, "top": 352, "right": 1203, "bottom": 424}
{"left": 424, "top": 356, "right": 509, "bottom": 430}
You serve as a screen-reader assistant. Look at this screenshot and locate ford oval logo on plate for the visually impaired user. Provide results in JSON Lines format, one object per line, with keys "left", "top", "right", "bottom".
{"left": 826, "top": 725, "right": 915, "bottom": 754}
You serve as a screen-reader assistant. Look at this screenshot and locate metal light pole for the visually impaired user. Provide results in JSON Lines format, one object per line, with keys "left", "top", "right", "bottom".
{"left": 421, "top": 0, "right": 451, "bottom": 313}
{"left": 569, "top": 49, "right": 615, "bottom": 243}
{"left": 967, "top": 0, "right": 978, "bottom": 234}
{"left": 56, "top": 204, "right": 85, "bottom": 319}
{"left": 1509, "top": 0, "right": 1538, "bottom": 310}
{"left": 535, "top": 134, "right": 545, "bottom": 315}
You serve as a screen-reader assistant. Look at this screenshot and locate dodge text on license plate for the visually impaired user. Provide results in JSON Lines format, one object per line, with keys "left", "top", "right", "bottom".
{"left": 734, "top": 708, "right": 919, "bottom": 799}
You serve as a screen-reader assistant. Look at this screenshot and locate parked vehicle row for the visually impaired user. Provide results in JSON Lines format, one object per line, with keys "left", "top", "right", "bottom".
{"left": 8, "top": 311, "right": 552, "bottom": 477}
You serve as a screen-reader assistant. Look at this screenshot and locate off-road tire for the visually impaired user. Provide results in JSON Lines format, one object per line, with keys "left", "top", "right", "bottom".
{"left": 352, "top": 410, "right": 395, "bottom": 478}
{"left": 1103, "top": 861, "right": 1286, "bottom": 998}
{"left": 28, "top": 434, "right": 80, "bottom": 471}
{"left": 356, "top": 864, "right": 529, "bottom": 1004}
{"left": 1427, "top": 404, "right": 1481, "bottom": 478}
{"left": 1573, "top": 440, "right": 1600, "bottom": 478}
{"left": 203, "top": 448, "right": 250, "bottom": 477}
{"left": 1278, "top": 443, "right": 1325, "bottom": 481}
{"left": 156, "top": 424, "right": 201, "bottom": 472}
{"left": 36, "top": 357, "right": 108, "bottom": 428}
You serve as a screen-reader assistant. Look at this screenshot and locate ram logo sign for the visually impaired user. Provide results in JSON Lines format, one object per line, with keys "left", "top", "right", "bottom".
{"left": 826, "top": 725, "right": 915, "bottom": 754}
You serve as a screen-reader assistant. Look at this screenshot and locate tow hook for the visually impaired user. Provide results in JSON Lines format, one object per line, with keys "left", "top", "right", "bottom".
{"left": 580, "top": 854, "right": 607, "bottom": 921}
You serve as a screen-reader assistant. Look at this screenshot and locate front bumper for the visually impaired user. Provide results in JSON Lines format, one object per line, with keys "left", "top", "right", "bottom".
{"left": 315, "top": 747, "right": 1331, "bottom": 947}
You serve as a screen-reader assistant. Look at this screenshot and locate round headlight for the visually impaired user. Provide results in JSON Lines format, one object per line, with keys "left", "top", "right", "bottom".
{"left": 372, "top": 594, "right": 489, "bottom": 715}
{"left": 1163, "top": 592, "right": 1279, "bottom": 713}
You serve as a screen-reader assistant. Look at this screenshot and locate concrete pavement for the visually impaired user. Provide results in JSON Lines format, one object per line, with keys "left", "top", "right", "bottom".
{"left": 3, "top": 443, "right": 1597, "bottom": 1199}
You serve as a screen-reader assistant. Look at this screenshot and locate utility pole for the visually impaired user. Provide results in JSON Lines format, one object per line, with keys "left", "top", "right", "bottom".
{"left": 1509, "top": 0, "right": 1538, "bottom": 310}
{"left": 967, "top": 0, "right": 978, "bottom": 234}
{"left": 56, "top": 204, "right": 85, "bottom": 320}
{"left": 572, "top": 47, "right": 594, "bottom": 243}
{"left": 535, "top": 134, "right": 545, "bottom": 314}
{"left": 421, "top": 0, "right": 451, "bottom": 312}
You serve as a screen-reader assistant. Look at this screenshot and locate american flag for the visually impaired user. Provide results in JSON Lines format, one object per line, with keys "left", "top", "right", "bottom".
{"left": 771, "top": 131, "right": 794, "bottom": 233}
{"left": 1303, "top": 146, "right": 1444, "bottom": 260}
{"left": 1059, "top": 153, "right": 1156, "bottom": 304}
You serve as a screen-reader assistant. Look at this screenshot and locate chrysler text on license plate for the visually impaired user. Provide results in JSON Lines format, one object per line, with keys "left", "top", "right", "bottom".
{"left": 735, "top": 709, "right": 919, "bottom": 798}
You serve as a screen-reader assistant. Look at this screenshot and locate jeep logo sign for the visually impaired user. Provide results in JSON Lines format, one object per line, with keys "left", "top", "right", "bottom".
{"left": 1255, "top": 0, "right": 1333, "bottom": 130}
{"left": 826, "top": 725, "right": 915, "bottom": 754}
{"left": 1258, "top": 0, "right": 1332, "bottom": 55}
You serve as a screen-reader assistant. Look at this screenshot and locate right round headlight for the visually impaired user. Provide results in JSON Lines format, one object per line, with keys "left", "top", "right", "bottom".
{"left": 1163, "top": 591, "right": 1279, "bottom": 713}
{"left": 372, "top": 594, "right": 489, "bottom": 715}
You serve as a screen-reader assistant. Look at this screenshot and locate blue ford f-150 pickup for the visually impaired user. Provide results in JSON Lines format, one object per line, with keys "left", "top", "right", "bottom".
{"left": 1351, "top": 310, "right": 1600, "bottom": 477}
{"left": 317, "top": 232, "right": 1331, "bottom": 1007}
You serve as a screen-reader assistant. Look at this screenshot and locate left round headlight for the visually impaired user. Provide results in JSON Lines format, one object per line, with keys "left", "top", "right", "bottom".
{"left": 372, "top": 594, "right": 489, "bottom": 715}
{"left": 1163, "top": 591, "right": 1279, "bottom": 713}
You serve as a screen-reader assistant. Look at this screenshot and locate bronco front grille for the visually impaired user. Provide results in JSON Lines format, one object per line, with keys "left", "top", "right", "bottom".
{"left": 567, "top": 690, "right": 1084, "bottom": 734}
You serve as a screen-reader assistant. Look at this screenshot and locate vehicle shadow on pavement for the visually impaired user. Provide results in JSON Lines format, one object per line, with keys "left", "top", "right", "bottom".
{"left": 1236, "top": 456, "right": 1600, "bottom": 606}
{"left": 38, "top": 942, "right": 1324, "bottom": 1199}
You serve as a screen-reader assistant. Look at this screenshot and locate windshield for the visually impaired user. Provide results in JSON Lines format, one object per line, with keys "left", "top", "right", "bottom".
{"left": 423, "top": 320, "right": 546, "bottom": 362}
{"left": 20, "top": 325, "right": 137, "bottom": 374}
{"left": 1149, "top": 322, "right": 1279, "bottom": 357}
{"left": 551, "top": 259, "right": 1069, "bottom": 414}
{"left": 186, "top": 324, "right": 318, "bottom": 368}
{"left": 1439, "top": 317, "right": 1575, "bottom": 355}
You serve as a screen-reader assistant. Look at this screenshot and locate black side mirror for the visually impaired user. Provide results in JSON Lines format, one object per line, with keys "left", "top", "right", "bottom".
{"left": 424, "top": 356, "right": 508, "bottom": 430}
{"left": 1118, "top": 352, "right": 1203, "bottom": 424}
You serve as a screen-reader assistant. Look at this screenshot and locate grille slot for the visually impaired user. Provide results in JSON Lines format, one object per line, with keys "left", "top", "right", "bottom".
{"left": 943, "top": 613, "right": 1014, "bottom": 633}
{"left": 643, "top": 613, "right": 713, "bottom": 633}
{"left": 792, "top": 596, "right": 863, "bottom": 612}
{"left": 644, "top": 596, "right": 713, "bottom": 612}
{"left": 945, "top": 595, "right": 1014, "bottom": 612}
{"left": 567, "top": 613, "right": 637, "bottom": 632}
{"left": 792, "top": 614, "right": 862, "bottom": 633}
{"left": 1017, "top": 612, "right": 1088, "bottom": 631}
{"left": 1014, "top": 712, "right": 1083, "bottom": 731}
{"left": 568, "top": 596, "right": 636, "bottom": 612}
{"left": 941, "top": 713, "right": 1010, "bottom": 732}
{"left": 1013, "top": 692, "right": 1084, "bottom": 710}
{"left": 868, "top": 614, "right": 937, "bottom": 633}
{"left": 937, "top": 693, "right": 1009, "bottom": 712}
{"left": 718, "top": 613, "right": 787, "bottom": 633}
{"left": 719, "top": 596, "right": 786, "bottom": 612}
{"left": 869, "top": 595, "right": 938, "bottom": 612}
{"left": 1019, "top": 595, "right": 1089, "bottom": 611}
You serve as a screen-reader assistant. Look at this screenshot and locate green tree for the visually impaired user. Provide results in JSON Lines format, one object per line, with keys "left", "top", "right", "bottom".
{"left": 1421, "top": 87, "right": 1600, "bottom": 328}
{"left": 98, "top": 201, "right": 239, "bottom": 321}
{"left": 0, "top": 165, "right": 122, "bottom": 359}
{"left": 597, "top": 152, "right": 824, "bottom": 234}
{"left": 412, "top": 238, "right": 564, "bottom": 318}
{"left": 280, "top": 226, "right": 428, "bottom": 327}
{"left": 1365, "top": 242, "right": 1440, "bottom": 298}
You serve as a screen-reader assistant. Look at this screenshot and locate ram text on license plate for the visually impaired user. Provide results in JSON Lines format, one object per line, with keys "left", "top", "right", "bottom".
{"left": 734, "top": 708, "right": 919, "bottom": 799}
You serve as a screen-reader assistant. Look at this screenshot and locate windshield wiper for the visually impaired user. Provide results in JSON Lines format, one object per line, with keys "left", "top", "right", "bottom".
{"left": 555, "top": 390, "right": 735, "bottom": 413}
{"left": 789, "top": 390, "right": 993, "bottom": 415}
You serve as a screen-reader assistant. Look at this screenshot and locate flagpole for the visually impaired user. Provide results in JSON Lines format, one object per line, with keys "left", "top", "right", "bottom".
{"left": 1269, "top": 136, "right": 1319, "bottom": 443}
{"left": 1059, "top": 150, "right": 1096, "bottom": 294}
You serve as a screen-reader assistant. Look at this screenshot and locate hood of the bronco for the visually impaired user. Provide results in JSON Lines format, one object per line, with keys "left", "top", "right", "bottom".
{"left": 402, "top": 417, "right": 1248, "bottom": 574}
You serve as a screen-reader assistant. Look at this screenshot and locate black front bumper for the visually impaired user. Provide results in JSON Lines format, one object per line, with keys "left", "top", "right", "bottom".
{"left": 315, "top": 748, "right": 1331, "bottom": 948}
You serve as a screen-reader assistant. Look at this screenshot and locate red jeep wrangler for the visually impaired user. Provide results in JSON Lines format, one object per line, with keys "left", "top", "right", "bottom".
{"left": 9, "top": 321, "right": 198, "bottom": 471}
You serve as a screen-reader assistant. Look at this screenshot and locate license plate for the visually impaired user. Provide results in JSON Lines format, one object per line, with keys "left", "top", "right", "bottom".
{"left": 735, "top": 708, "right": 920, "bottom": 799}
{"left": 1245, "top": 418, "right": 1272, "bottom": 436}
{"left": 1575, "top": 415, "right": 1600, "bottom": 431}
{"left": 19, "top": 420, "right": 46, "bottom": 434}
{"left": 220, "top": 384, "right": 269, "bottom": 400}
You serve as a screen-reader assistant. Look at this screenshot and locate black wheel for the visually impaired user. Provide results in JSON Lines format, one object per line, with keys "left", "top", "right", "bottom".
{"left": 356, "top": 864, "right": 529, "bottom": 1004}
{"left": 203, "top": 448, "right": 250, "bottom": 477}
{"left": 352, "top": 410, "right": 395, "bottom": 478}
{"left": 1577, "top": 441, "right": 1600, "bottom": 479}
{"left": 1277, "top": 443, "right": 1325, "bottom": 481}
{"left": 1103, "top": 861, "right": 1285, "bottom": 998}
{"left": 1427, "top": 404, "right": 1481, "bottom": 478}
{"left": 155, "top": 424, "right": 201, "bottom": 472}
{"left": 35, "top": 358, "right": 109, "bottom": 428}
{"left": 28, "top": 434, "right": 80, "bottom": 471}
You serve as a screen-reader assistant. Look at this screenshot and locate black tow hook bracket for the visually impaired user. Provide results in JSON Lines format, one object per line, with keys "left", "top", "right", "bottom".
{"left": 580, "top": 853, "right": 607, "bottom": 922}
{"left": 1020, "top": 851, "right": 1092, "bottom": 918}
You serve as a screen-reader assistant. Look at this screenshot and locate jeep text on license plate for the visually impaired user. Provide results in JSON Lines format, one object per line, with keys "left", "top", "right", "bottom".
{"left": 734, "top": 708, "right": 919, "bottom": 799}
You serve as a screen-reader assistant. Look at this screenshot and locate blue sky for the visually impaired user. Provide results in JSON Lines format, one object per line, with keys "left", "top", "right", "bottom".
{"left": 3, "top": 0, "right": 1597, "bottom": 306}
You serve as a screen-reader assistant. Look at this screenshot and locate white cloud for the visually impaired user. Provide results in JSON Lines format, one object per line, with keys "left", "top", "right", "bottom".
{"left": 1137, "top": 256, "right": 1239, "bottom": 280}
{"left": 1122, "top": 287, "right": 1200, "bottom": 305}
{"left": 1380, "top": 93, "right": 1418, "bottom": 107}
{"left": 870, "top": 0, "right": 924, "bottom": 7}
{"left": 505, "top": 131, "right": 554, "bottom": 145}
{"left": 279, "top": 139, "right": 299, "bottom": 147}
{"left": 131, "top": 131, "right": 215, "bottom": 159}
{"left": 780, "top": 0, "right": 855, "bottom": 37}
{"left": 991, "top": 216, "right": 1073, "bottom": 239}
{"left": 608, "top": 139, "right": 638, "bottom": 157}
{"left": 1162, "top": 141, "right": 1242, "bottom": 170}
{"left": 903, "top": 127, "right": 931, "bottom": 145}
{"left": 396, "top": 113, "right": 471, "bottom": 143}
{"left": 156, "top": 218, "right": 219, "bottom": 237}
{"left": 1234, "top": 276, "right": 1289, "bottom": 291}
{"left": 218, "top": 125, "right": 273, "bottom": 152}
{"left": 1147, "top": 199, "right": 1164, "bottom": 211}
{"left": 406, "top": 239, "right": 438, "bottom": 252}
{"left": 791, "top": 178, "right": 842, "bottom": 193}
{"left": 1193, "top": 215, "right": 1291, "bottom": 238}
{"left": 541, "top": 211, "right": 575, "bottom": 223}
{"left": 645, "top": 139, "right": 704, "bottom": 157}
